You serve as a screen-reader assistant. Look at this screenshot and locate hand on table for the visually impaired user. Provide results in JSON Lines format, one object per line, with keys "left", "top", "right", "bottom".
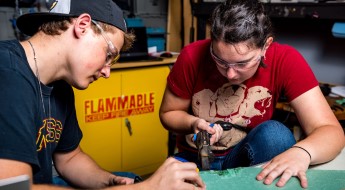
{"left": 145, "top": 157, "right": 206, "bottom": 190}
{"left": 109, "top": 175, "right": 134, "bottom": 185}
{"left": 256, "top": 147, "right": 311, "bottom": 188}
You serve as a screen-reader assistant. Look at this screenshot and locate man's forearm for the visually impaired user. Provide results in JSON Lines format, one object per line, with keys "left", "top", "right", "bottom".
{"left": 54, "top": 149, "right": 113, "bottom": 188}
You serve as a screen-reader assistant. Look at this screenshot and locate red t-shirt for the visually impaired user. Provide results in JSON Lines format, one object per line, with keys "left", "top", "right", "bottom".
{"left": 167, "top": 39, "right": 318, "bottom": 154}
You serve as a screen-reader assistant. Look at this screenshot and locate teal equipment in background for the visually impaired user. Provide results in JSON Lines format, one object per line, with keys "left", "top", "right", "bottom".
{"left": 125, "top": 18, "right": 166, "bottom": 52}
{"left": 332, "top": 22, "right": 345, "bottom": 38}
{"left": 125, "top": 18, "right": 144, "bottom": 27}
{"left": 147, "top": 27, "right": 166, "bottom": 52}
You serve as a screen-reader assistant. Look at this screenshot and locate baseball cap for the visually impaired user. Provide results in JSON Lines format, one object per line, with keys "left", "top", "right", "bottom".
{"left": 17, "top": 0, "right": 127, "bottom": 36}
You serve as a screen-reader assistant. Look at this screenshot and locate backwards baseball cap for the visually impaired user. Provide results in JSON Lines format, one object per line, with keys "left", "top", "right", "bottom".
{"left": 17, "top": 0, "right": 127, "bottom": 36}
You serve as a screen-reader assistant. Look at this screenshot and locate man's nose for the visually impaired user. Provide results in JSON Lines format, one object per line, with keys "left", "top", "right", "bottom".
{"left": 100, "top": 66, "right": 111, "bottom": 78}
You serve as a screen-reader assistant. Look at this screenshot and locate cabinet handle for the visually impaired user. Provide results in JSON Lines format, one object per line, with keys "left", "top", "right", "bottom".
{"left": 125, "top": 118, "right": 132, "bottom": 136}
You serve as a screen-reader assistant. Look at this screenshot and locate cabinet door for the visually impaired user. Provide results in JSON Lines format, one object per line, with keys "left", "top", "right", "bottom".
{"left": 74, "top": 74, "right": 122, "bottom": 172}
{"left": 120, "top": 66, "right": 170, "bottom": 175}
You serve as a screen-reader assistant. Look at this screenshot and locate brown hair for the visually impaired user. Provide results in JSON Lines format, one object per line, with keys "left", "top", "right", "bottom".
{"left": 210, "top": 0, "right": 273, "bottom": 49}
{"left": 38, "top": 17, "right": 135, "bottom": 51}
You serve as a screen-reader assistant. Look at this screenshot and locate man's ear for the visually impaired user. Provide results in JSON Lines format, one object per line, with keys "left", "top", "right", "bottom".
{"left": 74, "top": 13, "right": 92, "bottom": 38}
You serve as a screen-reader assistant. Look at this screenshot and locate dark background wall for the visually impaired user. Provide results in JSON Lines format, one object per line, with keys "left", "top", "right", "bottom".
{"left": 118, "top": 0, "right": 168, "bottom": 28}
{"left": 1, "top": 1, "right": 344, "bottom": 84}
{"left": 272, "top": 18, "right": 345, "bottom": 84}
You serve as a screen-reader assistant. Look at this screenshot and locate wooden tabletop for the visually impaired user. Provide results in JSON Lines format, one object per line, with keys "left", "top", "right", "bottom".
{"left": 276, "top": 96, "right": 345, "bottom": 121}
{"left": 111, "top": 56, "right": 177, "bottom": 70}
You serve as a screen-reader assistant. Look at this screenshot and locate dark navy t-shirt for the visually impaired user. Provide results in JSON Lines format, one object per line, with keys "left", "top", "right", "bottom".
{"left": 0, "top": 40, "right": 82, "bottom": 184}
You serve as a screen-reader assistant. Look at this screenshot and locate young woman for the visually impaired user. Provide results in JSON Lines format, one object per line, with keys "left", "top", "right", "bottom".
{"left": 160, "top": 0, "right": 345, "bottom": 188}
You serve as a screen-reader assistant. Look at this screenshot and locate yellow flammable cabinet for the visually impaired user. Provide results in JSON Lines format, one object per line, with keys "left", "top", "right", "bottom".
{"left": 73, "top": 59, "right": 174, "bottom": 176}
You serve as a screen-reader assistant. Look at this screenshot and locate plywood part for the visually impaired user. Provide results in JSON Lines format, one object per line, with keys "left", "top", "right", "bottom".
{"left": 200, "top": 167, "right": 345, "bottom": 190}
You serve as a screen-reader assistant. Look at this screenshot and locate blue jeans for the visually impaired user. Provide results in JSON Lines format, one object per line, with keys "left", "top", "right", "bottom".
{"left": 174, "top": 120, "right": 296, "bottom": 170}
{"left": 53, "top": 172, "right": 142, "bottom": 187}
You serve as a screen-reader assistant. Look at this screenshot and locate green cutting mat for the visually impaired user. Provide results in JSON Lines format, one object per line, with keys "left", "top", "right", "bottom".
{"left": 200, "top": 167, "right": 345, "bottom": 190}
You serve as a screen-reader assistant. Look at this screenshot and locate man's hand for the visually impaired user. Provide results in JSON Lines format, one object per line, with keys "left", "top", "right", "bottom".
{"left": 109, "top": 175, "right": 134, "bottom": 186}
{"left": 145, "top": 157, "right": 206, "bottom": 190}
{"left": 256, "top": 147, "right": 310, "bottom": 188}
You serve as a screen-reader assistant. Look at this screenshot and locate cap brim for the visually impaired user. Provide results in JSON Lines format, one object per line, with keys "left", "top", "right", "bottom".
{"left": 17, "top": 12, "right": 75, "bottom": 36}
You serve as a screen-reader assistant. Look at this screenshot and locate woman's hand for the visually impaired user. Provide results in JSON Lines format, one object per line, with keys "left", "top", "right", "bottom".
{"left": 209, "top": 124, "right": 223, "bottom": 145}
{"left": 191, "top": 119, "right": 223, "bottom": 145}
{"left": 256, "top": 147, "right": 311, "bottom": 188}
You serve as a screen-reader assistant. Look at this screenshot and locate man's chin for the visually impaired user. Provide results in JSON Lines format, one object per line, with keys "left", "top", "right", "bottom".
{"left": 74, "top": 83, "right": 89, "bottom": 90}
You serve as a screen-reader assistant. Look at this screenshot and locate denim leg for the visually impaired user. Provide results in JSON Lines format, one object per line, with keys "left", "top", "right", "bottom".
{"left": 52, "top": 171, "right": 141, "bottom": 187}
{"left": 174, "top": 151, "right": 224, "bottom": 170}
{"left": 52, "top": 176, "right": 70, "bottom": 187}
{"left": 174, "top": 151, "right": 200, "bottom": 167}
{"left": 222, "top": 120, "right": 296, "bottom": 169}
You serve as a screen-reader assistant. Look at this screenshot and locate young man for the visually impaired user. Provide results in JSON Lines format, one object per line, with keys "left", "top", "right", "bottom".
{"left": 159, "top": 0, "right": 345, "bottom": 188}
{"left": 0, "top": 0, "right": 205, "bottom": 189}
